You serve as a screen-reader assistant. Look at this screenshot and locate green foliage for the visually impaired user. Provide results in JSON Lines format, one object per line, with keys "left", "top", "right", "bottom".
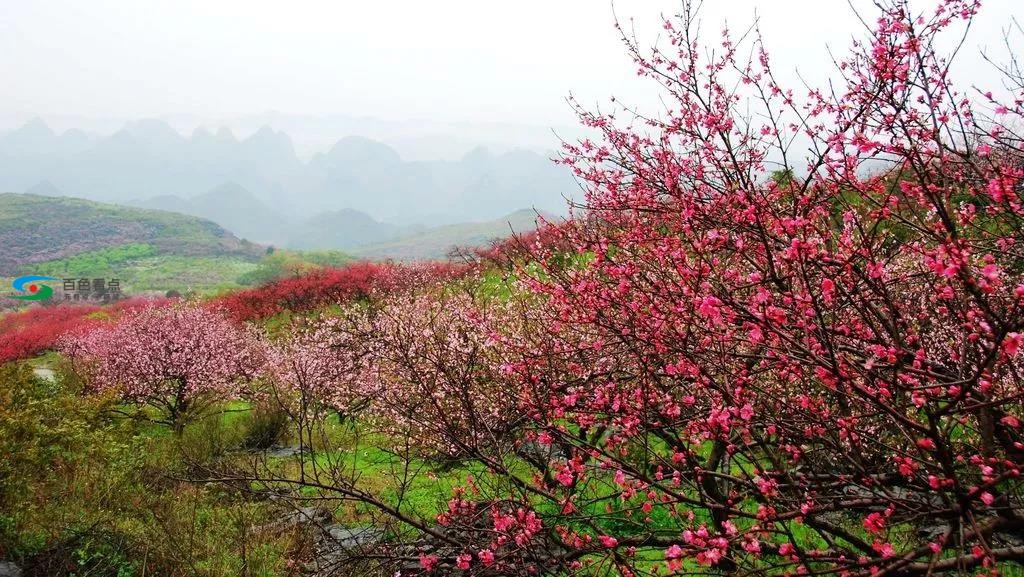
{"left": 236, "top": 249, "right": 353, "bottom": 287}
{"left": 236, "top": 251, "right": 316, "bottom": 286}
{"left": 27, "top": 243, "right": 156, "bottom": 277}
{"left": 240, "top": 404, "right": 289, "bottom": 450}
{"left": 0, "top": 361, "right": 292, "bottom": 576}
{"left": 0, "top": 362, "right": 143, "bottom": 563}
{"left": 297, "top": 250, "right": 354, "bottom": 268}
{"left": 770, "top": 168, "right": 796, "bottom": 186}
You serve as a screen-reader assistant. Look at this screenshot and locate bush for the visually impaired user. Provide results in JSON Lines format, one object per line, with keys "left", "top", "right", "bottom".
{"left": 0, "top": 361, "right": 292, "bottom": 576}
{"left": 0, "top": 362, "right": 142, "bottom": 565}
{"left": 213, "top": 261, "right": 468, "bottom": 322}
{"left": 0, "top": 298, "right": 166, "bottom": 365}
{"left": 240, "top": 404, "right": 289, "bottom": 450}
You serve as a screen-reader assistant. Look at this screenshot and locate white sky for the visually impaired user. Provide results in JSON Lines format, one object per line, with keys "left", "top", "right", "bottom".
{"left": 0, "top": 0, "right": 1020, "bottom": 128}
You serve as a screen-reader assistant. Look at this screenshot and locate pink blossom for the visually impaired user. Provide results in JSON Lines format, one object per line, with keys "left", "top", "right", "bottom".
{"left": 556, "top": 466, "right": 575, "bottom": 487}
{"left": 863, "top": 512, "right": 886, "bottom": 535}
{"left": 419, "top": 554, "right": 439, "bottom": 571}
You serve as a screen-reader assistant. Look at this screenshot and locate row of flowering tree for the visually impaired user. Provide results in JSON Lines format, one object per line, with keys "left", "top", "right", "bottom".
{"left": 53, "top": 261, "right": 472, "bottom": 433}
{"left": 57, "top": 0, "right": 1024, "bottom": 574}
{"left": 0, "top": 297, "right": 167, "bottom": 365}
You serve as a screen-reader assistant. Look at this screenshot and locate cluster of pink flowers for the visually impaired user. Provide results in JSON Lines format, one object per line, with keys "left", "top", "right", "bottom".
{"left": 395, "top": 0, "right": 1024, "bottom": 574}
{"left": 59, "top": 302, "right": 264, "bottom": 430}
{"left": 0, "top": 297, "right": 166, "bottom": 365}
{"left": 264, "top": 311, "right": 372, "bottom": 412}
{"left": 350, "top": 292, "right": 523, "bottom": 458}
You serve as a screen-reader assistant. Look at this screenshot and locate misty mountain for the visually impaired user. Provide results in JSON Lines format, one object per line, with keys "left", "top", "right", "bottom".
{"left": 0, "top": 117, "right": 575, "bottom": 226}
{"left": 287, "top": 208, "right": 411, "bottom": 250}
{"left": 144, "top": 111, "right": 590, "bottom": 161}
{"left": 130, "top": 183, "right": 286, "bottom": 244}
{"left": 24, "top": 179, "right": 62, "bottom": 197}
{"left": 350, "top": 208, "right": 553, "bottom": 260}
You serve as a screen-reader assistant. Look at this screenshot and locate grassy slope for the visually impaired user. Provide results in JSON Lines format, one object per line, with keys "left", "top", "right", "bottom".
{"left": 11, "top": 246, "right": 355, "bottom": 298}
{"left": 24, "top": 243, "right": 259, "bottom": 295}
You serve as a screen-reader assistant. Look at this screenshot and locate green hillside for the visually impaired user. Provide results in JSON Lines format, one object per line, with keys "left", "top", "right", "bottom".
{"left": 0, "top": 193, "right": 272, "bottom": 296}
{"left": 0, "top": 193, "right": 265, "bottom": 275}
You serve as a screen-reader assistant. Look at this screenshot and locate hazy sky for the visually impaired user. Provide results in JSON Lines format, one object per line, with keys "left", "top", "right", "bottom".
{"left": 1, "top": 0, "right": 1020, "bottom": 128}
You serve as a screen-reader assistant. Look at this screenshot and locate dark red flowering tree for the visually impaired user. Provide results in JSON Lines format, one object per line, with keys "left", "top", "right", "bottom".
{"left": 0, "top": 304, "right": 104, "bottom": 365}
{"left": 60, "top": 302, "right": 264, "bottom": 433}
{"left": 0, "top": 298, "right": 166, "bottom": 366}
{"left": 212, "top": 261, "right": 468, "bottom": 322}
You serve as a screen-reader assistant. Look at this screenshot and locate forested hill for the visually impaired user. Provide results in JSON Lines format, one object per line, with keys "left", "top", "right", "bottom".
{"left": 0, "top": 193, "right": 264, "bottom": 275}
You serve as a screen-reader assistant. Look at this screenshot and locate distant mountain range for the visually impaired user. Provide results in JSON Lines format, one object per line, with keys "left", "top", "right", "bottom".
{"left": 0, "top": 118, "right": 576, "bottom": 232}
{"left": 0, "top": 111, "right": 590, "bottom": 162}
{"left": 0, "top": 190, "right": 550, "bottom": 267}
{"left": 131, "top": 183, "right": 285, "bottom": 245}
{"left": 124, "top": 180, "right": 550, "bottom": 257}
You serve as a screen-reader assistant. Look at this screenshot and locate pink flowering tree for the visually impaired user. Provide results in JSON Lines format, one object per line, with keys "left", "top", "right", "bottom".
{"left": 210, "top": 1, "right": 1024, "bottom": 575}
{"left": 267, "top": 313, "right": 371, "bottom": 415}
{"left": 469, "top": 0, "right": 1024, "bottom": 574}
{"left": 61, "top": 303, "right": 264, "bottom": 433}
{"left": 268, "top": 290, "right": 525, "bottom": 456}
{"left": 357, "top": 291, "right": 525, "bottom": 460}
{"left": 263, "top": 311, "right": 375, "bottom": 475}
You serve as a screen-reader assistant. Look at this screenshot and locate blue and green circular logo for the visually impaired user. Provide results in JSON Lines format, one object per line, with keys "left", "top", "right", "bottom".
{"left": 9, "top": 275, "right": 58, "bottom": 300}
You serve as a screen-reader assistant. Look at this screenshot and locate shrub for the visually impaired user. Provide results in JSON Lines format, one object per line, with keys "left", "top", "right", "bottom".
{"left": 240, "top": 403, "right": 289, "bottom": 450}
{"left": 0, "top": 298, "right": 166, "bottom": 365}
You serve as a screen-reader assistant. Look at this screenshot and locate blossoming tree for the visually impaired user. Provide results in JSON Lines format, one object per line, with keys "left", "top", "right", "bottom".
{"left": 471, "top": 0, "right": 1024, "bottom": 574}
{"left": 61, "top": 303, "right": 264, "bottom": 433}
{"left": 212, "top": 0, "right": 1024, "bottom": 574}
{"left": 358, "top": 291, "right": 524, "bottom": 459}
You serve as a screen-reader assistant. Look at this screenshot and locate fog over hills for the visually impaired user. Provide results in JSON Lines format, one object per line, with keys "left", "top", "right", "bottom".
{"left": 133, "top": 183, "right": 284, "bottom": 245}
{"left": 348, "top": 209, "right": 553, "bottom": 261}
{"left": 0, "top": 117, "right": 577, "bottom": 242}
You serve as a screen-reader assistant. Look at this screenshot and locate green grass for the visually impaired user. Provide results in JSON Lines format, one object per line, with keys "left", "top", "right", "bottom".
{"left": 28, "top": 243, "right": 157, "bottom": 275}
{"left": 235, "top": 249, "right": 354, "bottom": 287}
{"left": 0, "top": 362, "right": 294, "bottom": 577}
{"left": 22, "top": 249, "right": 259, "bottom": 295}
{"left": 20, "top": 245, "right": 361, "bottom": 297}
